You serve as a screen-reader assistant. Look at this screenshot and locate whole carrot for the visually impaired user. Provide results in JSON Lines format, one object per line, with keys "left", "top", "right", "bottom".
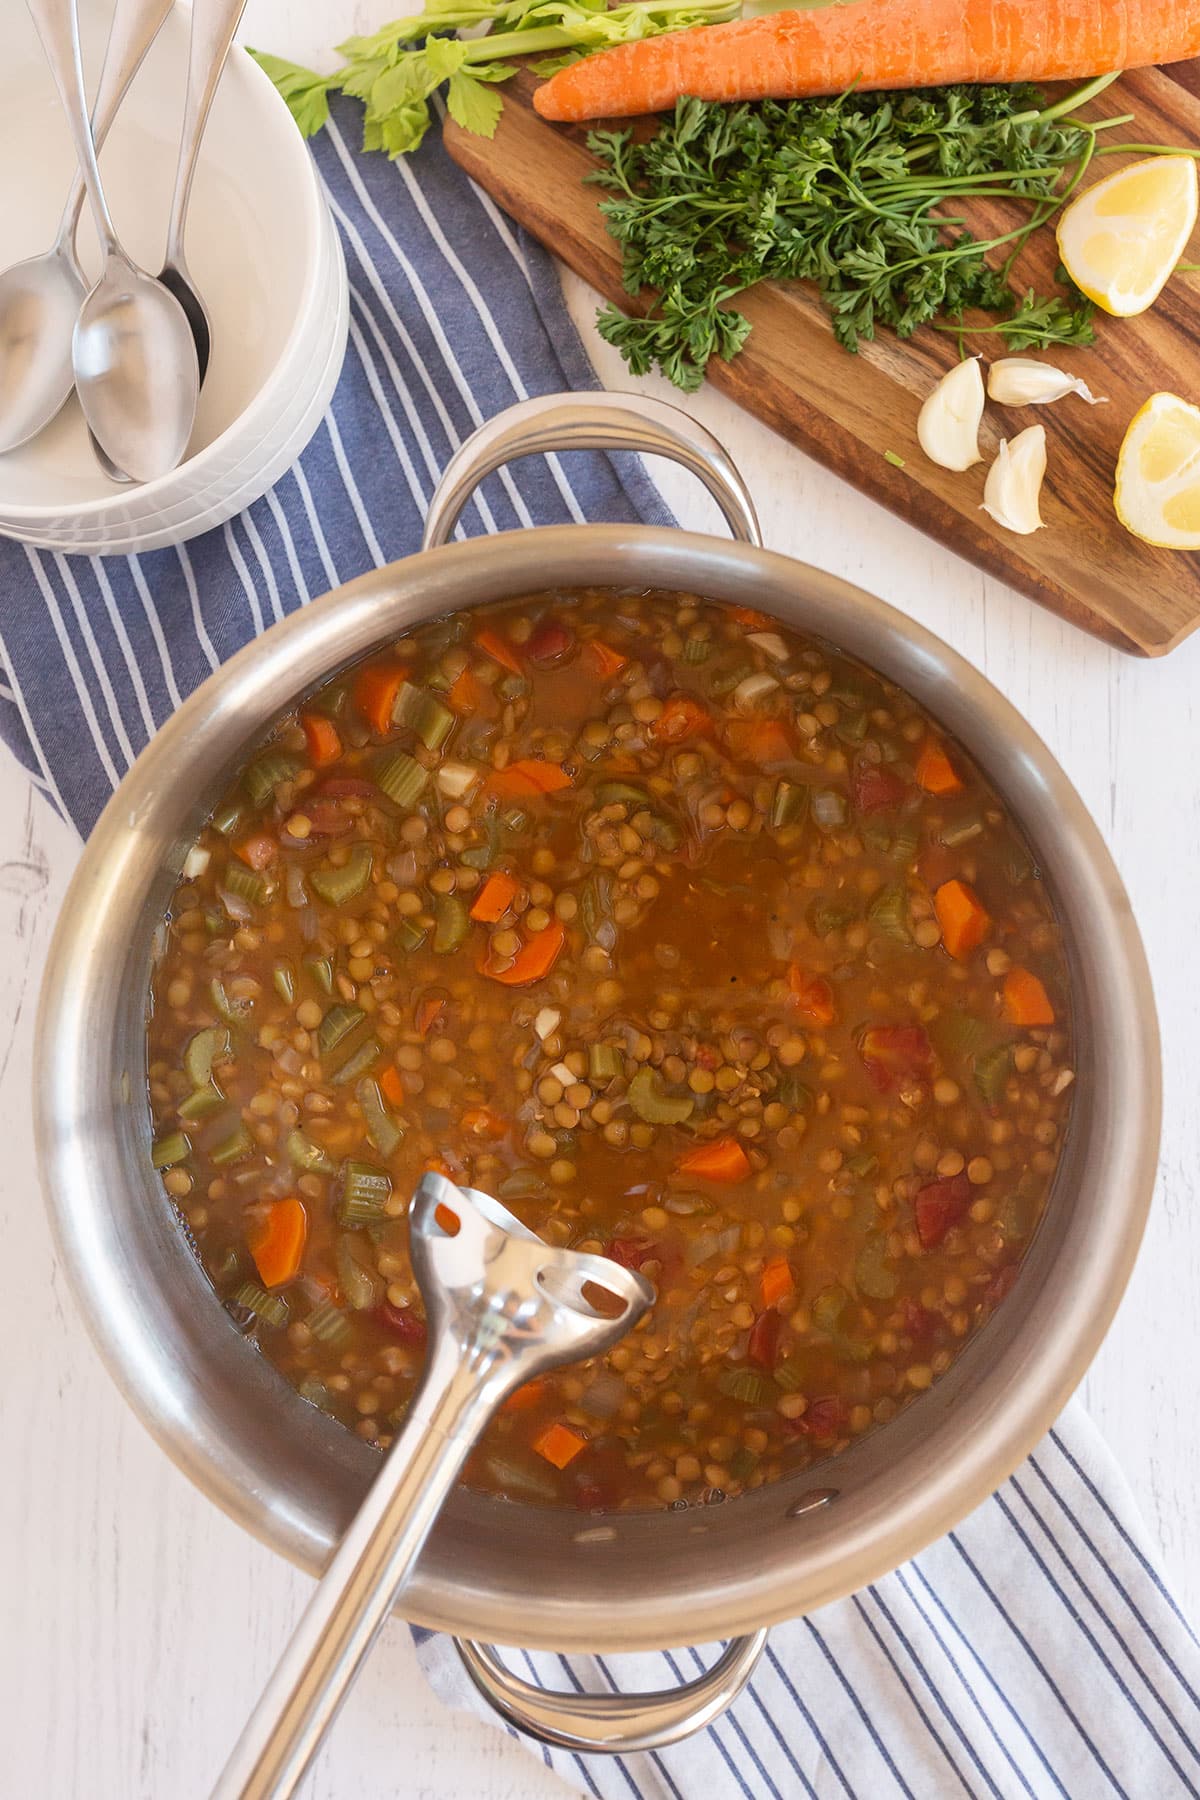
{"left": 534, "top": 0, "right": 1200, "bottom": 122}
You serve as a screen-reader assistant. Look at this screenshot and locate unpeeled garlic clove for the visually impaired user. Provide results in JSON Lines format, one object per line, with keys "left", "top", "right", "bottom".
{"left": 982, "top": 425, "right": 1048, "bottom": 535}
{"left": 917, "top": 356, "right": 985, "bottom": 471}
{"left": 987, "top": 357, "right": 1107, "bottom": 408}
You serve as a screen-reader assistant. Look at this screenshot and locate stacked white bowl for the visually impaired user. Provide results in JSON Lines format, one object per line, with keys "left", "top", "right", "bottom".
{"left": 0, "top": 0, "right": 348, "bottom": 553}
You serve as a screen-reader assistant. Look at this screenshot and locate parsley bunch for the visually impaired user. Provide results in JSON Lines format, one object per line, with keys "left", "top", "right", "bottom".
{"left": 250, "top": 0, "right": 739, "bottom": 159}
{"left": 589, "top": 75, "right": 1138, "bottom": 390}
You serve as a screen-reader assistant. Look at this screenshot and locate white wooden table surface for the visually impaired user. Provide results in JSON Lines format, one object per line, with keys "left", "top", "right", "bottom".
{"left": 4, "top": 3, "right": 1200, "bottom": 1794}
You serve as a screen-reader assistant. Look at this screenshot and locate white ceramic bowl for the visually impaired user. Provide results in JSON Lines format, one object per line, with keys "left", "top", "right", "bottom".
{"left": 0, "top": 0, "right": 348, "bottom": 554}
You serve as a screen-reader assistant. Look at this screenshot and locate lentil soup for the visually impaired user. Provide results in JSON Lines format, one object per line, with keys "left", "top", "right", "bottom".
{"left": 146, "top": 589, "right": 1074, "bottom": 1512}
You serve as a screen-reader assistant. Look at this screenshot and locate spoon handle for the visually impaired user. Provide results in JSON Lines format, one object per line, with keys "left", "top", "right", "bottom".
{"left": 164, "top": 0, "right": 249, "bottom": 268}
{"left": 55, "top": 0, "right": 176, "bottom": 253}
{"left": 210, "top": 1331, "right": 501, "bottom": 1800}
{"left": 26, "top": 0, "right": 119, "bottom": 257}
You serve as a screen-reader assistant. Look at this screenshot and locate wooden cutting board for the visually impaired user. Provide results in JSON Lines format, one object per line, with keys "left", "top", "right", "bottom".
{"left": 446, "top": 63, "right": 1200, "bottom": 655}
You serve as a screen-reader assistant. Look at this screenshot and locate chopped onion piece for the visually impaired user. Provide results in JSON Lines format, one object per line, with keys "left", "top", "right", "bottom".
{"left": 579, "top": 1372, "right": 626, "bottom": 1418}
{"left": 387, "top": 850, "right": 419, "bottom": 888}
{"left": 436, "top": 760, "right": 480, "bottom": 799}
{"left": 534, "top": 1007, "right": 561, "bottom": 1041}
{"left": 217, "top": 884, "right": 253, "bottom": 922}
{"left": 550, "top": 1061, "right": 576, "bottom": 1088}
{"left": 746, "top": 631, "right": 788, "bottom": 661}
{"left": 182, "top": 846, "right": 210, "bottom": 880}
{"left": 285, "top": 862, "right": 308, "bottom": 910}
{"left": 733, "top": 671, "right": 779, "bottom": 712}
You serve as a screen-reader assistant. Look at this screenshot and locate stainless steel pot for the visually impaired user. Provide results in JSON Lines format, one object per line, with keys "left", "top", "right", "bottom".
{"left": 35, "top": 394, "right": 1160, "bottom": 1755}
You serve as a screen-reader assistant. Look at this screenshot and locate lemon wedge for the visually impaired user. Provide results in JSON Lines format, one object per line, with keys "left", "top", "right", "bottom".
{"left": 1057, "top": 155, "right": 1197, "bottom": 318}
{"left": 1114, "top": 392, "right": 1200, "bottom": 549}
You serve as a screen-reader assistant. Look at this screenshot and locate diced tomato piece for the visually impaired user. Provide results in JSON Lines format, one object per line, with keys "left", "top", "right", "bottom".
{"left": 300, "top": 803, "right": 355, "bottom": 837}
{"left": 914, "top": 1172, "right": 972, "bottom": 1250}
{"left": 747, "top": 1309, "right": 781, "bottom": 1370}
{"left": 606, "top": 1237, "right": 661, "bottom": 1272}
{"left": 526, "top": 619, "right": 575, "bottom": 665}
{"left": 853, "top": 761, "right": 907, "bottom": 815}
{"left": 317, "top": 777, "right": 378, "bottom": 800}
{"left": 790, "top": 1396, "right": 850, "bottom": 1439}
{"left": 378, "top": 1304, "right": 427, "bottom": 1345}
{"left": 983, "top": 1265, "right": 1020, "bottom": 1311}
{"left": 900, "top": 1297, "right": 942, "bottom": 1344}
{"left": 788, "top": 968, "right": 836, "bottom": 1025}
{"left": 858, "top": 1024, "right": 932, "bottom": 1092}
{"left": 415, "top": 996, "right": 446, "bottom": 1038}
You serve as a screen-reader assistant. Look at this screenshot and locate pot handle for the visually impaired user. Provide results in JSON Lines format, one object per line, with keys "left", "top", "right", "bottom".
{"left": 421, "top": 393, "right": 763, "bottom": 551}
{"left": 453, "top": 1628, "right": 769, "bottom": 1754}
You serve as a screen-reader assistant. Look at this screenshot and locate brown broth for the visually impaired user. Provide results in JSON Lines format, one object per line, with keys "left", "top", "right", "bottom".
{"left": 146, "top": 589, "right": 1073, "bottom": 1512}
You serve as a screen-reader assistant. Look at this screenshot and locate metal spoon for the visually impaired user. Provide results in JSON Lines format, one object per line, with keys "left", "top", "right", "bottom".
{"left": 212, "top": 1173, "right": 654, "bottom": 1800}
{"left": 28, "top": 0, "right": 198, "bottom": 485}
{"left": 0, "top": 0, "right": 175, "bottom": 454}
{"left": 158, "top": 0, "right": 249, "bottom": 386}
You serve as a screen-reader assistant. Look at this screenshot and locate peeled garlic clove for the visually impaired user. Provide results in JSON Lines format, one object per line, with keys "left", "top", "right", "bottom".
{"left": 982, "top": 425, "right": 1048, "bottom": 536}
{"left": 917, "top": 356, "right": 985, "bottom": 471}
{"left": 987, "top": 357, "right": 1107, "bottom": 408}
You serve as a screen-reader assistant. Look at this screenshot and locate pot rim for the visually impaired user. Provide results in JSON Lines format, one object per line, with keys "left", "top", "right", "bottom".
{"left": 35, "top": 522, "right": 1161, "bottom": 1650}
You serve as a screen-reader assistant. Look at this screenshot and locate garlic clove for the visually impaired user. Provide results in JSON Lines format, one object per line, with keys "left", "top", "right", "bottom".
{"left": 982, "top": 425, "right": 1048, "bottom": 536}
{"left": 917, "top": 356, "right": 985, "bottom": 471}
{"left": 987, "top": 357, "right": 1107, "bottom": 408}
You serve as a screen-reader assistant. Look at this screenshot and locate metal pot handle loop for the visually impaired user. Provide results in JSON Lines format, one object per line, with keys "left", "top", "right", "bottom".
{"left": 453, "top": 1628, "right": 769, "bottom": 1754}
{"left": 421, "top": 393, "right": 763, "bottom": 551}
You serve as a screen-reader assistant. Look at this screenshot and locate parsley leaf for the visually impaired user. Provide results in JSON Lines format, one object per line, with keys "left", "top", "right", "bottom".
{"left": 585, "top": 78, "right": 1159, "bottom": 388}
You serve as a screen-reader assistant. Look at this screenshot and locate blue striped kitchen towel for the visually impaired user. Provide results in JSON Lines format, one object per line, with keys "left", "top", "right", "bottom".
{"left": 1, "top": 92, "right": 1196, "bottom": 1800}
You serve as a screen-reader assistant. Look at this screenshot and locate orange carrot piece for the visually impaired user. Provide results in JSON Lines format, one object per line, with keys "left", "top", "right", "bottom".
{"left": 730, "top": 606, "right": 776, "bottom": 629}
{"left": 761, "top": 1256, "right": 796, "bottom": 1309}
{"left": 447, "top": 665, "right": 482, "bottom": 714}
{"left": 533, "top": 1422, "right": 588, "bottom": 1469}
{"left": 484, "top": 917, "right": 567, "bottom": 986}
{"left": 462, "top": 1106, "right": 509, "bottom": 1140}
{"left": 503, "top": 1377, "right": 551, "bottom": 1413}
{"left": 476, "top": 626, "right": 524, "bottom": 676}
{"left": 787, "top": 966, "right": 836, "bottom": 1025}
{"left": 379, "top": 1065, "right": 406, "bottom": 1109}
{"left": 490, "top": 759, "right": 574, "bottom": 798}
{"left": 234, "top": 832, "right": 278, "bottom": 870}
{"left": 470, "top": 870, "right": 521, "bottom": 923}
{"left": 915, "top": 739, "right": 964, "bottom": 797}
{"left": 249, "top": 1198, "right": 307, "bottom": 1289}
{"left": 534, "top": 0, "right": 1200, "bottom": 122}
{"left": 726, "top": 717, "right": 793, "bottom": 764}
{"left": 651, "top": 695, "right": 711, "bottom": 744}
{"left": 301, "top": 712, "right": 342, "bottom": 768}
{"left": 676, "top": 1136, "right": 751, "bottom": 1184}
{"left": 1003, "top": 966, "right": 1056, "bottom": 1027}
{"left": 934, "top": 879, "right": 990, "bottom": 961}
{"left": 585, "top": 640, "right": 629, "bottom": 680}
{"left": 354, "top": 662, "right": 407, "bottom": 736}
{"left": 415, "top": 996, "right": 445, "bottom": 1038}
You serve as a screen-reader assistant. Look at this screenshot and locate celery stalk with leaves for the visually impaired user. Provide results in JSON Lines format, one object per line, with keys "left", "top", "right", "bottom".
{"left": 250, "top": 0, "right": 740, "bottom": 157}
